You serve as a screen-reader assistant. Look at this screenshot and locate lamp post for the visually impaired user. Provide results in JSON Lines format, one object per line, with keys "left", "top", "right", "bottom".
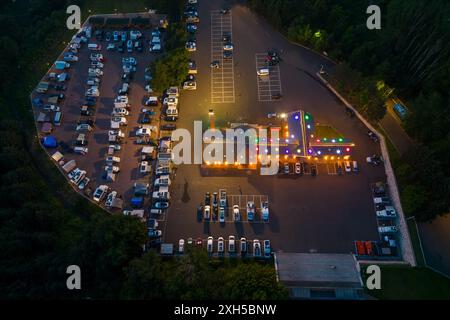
{"left": 208, "top": 108, "right": 215, "bottom": 129}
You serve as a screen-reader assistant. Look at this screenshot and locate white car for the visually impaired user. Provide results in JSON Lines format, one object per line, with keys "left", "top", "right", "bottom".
{"left": 43, "top": 104, "right": 60, "bottom": 112}
{"left": 217, "top": 237, "right": 224, "bottom": 254}
{"left": 115, "top": 95, "right": 129, "bottom": 103}
{"left": 106, "top": 43, "right": 115, "bottom": 51}
{"left": 178, "top": 239, "right": 185, "bottom": 254}
{"left": 91, "top": 61, "right": 104, "bottom": 68}
{"left": 185, "top": 41, "right": 196, "bottom": 51}
{"left": 233, "top": 205, "right": 240, "bottom": 221}
{"left": 111, "top": 116, "right": 127, "bottom": 125}
{"left": 253, "top": 239, "right": 262, "bottom": 257}
{"left": 223, "top": 43, "right": 233, "bottom": 51}
{"left": 240, "top": 238, "right": 247, "bottom": 254}
{"left": 93, "top": 185, "right": 109, "bottom": 202}
{"left": 90, "top": 53, "right": 103, "bottom": 61}
{"left": 204, "top": 205, "right": 211, "bottom": 220}
{"left": 130, "top": 30, "right": 142, "bottom": 40}
{"left": 136, "top": 125, "right": 157, "bottom": 136}
{"left": 207, "top": 236, "right": 213, "bottom": 254}
{"left": 112, "top": 107, "right": 129, "bottom": 116}
{"left": 152, "top": 191, "right": 170, "bottom": 200}
{"left": 105, "top": 191, "right": 117, "bottom": 207}
{"left": 163, "top": 96, "right": 178, "bottom": 106}
{"left": 257, "top": 68, "right": 269, "bottom": 76}
{"left": 295, "top": 162, "right": 301, "bottom": 174}
{"left": 378, "top": 226, "right": 398, "bottom": 233}
{"left": 154, "top": 176, "right": 171, "bottom": 186}
{"left": 228, "top": 236, "right": 235, "bottom": 253}
{"left": 376, "top": 206, "right": 397, "bottom": 218}
{"left": 88, "top": 68, "right": 103, "bottom": 76}
{"left": 85, "top": 87, "right": 100, "bottom": 97}
{"left": 344, "top": 161, "right": 352, "bottom": 173}
{"left": 183, "top": 81, "right": 197, "bottom": 90}
{"left": 140, "top": 161, "right": 151, "bottom": 174}
{"left": 76, "top": 123, "right": 93, "bottom": 132}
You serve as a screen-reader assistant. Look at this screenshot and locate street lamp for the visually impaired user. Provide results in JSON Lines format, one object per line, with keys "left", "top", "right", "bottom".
{"left": 208, "top": 108, "right": 215, "bottom": 129}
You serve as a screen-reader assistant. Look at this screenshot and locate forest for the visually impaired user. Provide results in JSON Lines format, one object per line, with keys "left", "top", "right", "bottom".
{"left": 248, "top": 0, "right": 450, "bottom": 222}
{"left": 0, "top": 0, "right": 284, "bottom": 299}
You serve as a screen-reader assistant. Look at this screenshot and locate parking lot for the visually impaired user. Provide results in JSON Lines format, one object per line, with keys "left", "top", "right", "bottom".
{"left": 159, "top": 1, "right": 386, "bottom": 256}
{"left": 32, "top": 19, "right": 166, "bottom": 212}
{"left": 255, "top": 53, "right": 282, "bottom": 102}
{"left": 32, "top": 1, "right": 391, "bottom": 258}
{"left": 210, "top": 9, "right": 235, "bottom": 104}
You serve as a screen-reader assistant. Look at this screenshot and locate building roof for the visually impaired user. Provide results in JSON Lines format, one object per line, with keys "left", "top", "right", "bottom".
{"left": 276, "top": 253, "right": 363, "bottom": 288}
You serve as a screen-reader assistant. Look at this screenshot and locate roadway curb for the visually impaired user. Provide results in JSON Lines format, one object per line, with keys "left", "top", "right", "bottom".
{"left": 316, "top": 73, "right": 417, "bottom": 267}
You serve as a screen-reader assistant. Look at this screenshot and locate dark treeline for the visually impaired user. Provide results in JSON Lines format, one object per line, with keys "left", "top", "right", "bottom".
{"left": 249, "top": 0, "right": 450, "bottom": 221}
{"left": 0, "top": 0, "right": 284, "bottom": 299}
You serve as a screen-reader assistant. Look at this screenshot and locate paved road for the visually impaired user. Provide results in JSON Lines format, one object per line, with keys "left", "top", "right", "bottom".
{"left": 162, "top": 0, "right": 385, "bottom": 254}
{"left": 379, "top": 99, "right": 414, "bottom": 155}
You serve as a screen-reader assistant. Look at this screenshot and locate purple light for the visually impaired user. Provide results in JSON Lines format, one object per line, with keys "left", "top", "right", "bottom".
{"left": 285, "top": 150, "right": 289, "bottom": 154}
{"left": 294, "top": 115, "right": 299, "bottom": 120}
{"left": 308, "top": 149, "right": 312, "bottom": 154}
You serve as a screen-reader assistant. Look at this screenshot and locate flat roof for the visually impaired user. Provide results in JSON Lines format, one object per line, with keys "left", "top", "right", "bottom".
{"left": 276, "top": 253, "right": 363, "bottom": 288}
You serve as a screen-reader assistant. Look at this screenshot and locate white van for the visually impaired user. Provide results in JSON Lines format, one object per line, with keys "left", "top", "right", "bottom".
{"left": 88, "top": 43, "right": 102, "bottom": 51}
{"left": 257, "top": 68, "right": 270, "bottom": 76}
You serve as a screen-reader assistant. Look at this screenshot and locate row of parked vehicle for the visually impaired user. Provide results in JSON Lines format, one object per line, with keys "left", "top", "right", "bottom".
{"left": 178, "top": 236, "right": 272, "bottom": 258}
{"left": 198, "top": 191, "right": 270, "bottom": 223}
{"left": 355, "top": 181, "right": 400, "bottom": 258}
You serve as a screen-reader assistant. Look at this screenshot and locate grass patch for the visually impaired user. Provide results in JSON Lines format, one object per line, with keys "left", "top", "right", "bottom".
{"left": 315, "top": 125, "right": 343, "bottom": 140}
{"left": 362, "top": 265, "right": 450, "bottom": 299}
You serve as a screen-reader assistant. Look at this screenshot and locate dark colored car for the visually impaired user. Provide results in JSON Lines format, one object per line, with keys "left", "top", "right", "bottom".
{"left": 223, "top": 50, "right": 232, "bottom": 59}
{"left": 105, "top": 32, "right": 111, "bottom": 41}
{"left": 78, "top": 118, "right": 95, "bottom": 127}
{"left": 161, "top": 124, "right": 176, "bottom": 131}
{"left": 139, "top": 113, "right": 152, "bottom": 124}
{"left": 311, "top": 165, "right": 317, "bottom": 177}
{"left": 204, "top": 192, "right": 211, "bottom": 206}
{"left": 197, "top": 205, "right": 203, "bottom": 221}
{"left": 222, "top": 32, "right": 231, "bottom": 42}
{"left": 54, "top": 84, "right": 66, "bottom": 91}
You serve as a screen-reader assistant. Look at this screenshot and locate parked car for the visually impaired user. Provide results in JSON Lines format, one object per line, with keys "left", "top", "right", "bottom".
{"left": 207, "top": 236, "right": 213, "bottom": 254}
{"left": 153, "top": 201, "right": 169, "bottom": 209}
{"left": 253, "top": 239, "right": 262, "bottom": 257}
{"left": 105, "top": 191, "right": 117, "bottom": 207}
{"left": 344, "top": 161, "right": 352, "bottom": 173}
{"left": 178, "top": 239, "right": 185, "bottom": 254}
{"left": 217, "top": 237, "right": 224, "bottom": 254}
{"left": 240, "top": 238, "right": 247, "bottom": 255}
{"left": 228, "top": 236, "right": 236, "bottom": 253}
{"left": 93, "top": 185, "right": 109, "bottom": 202}
{"left": 263, "top": 240, "right": 271, "bottom": 258}
{"left": 204, "top": 205, "right": 211, "bottom": 220}
{"left": 219, "top": 207, "right": 225, "bottom": 223}
{"left": 233, "top": 205, "right": 240, "bottom": 221}
{"left": 246, "top": 201, "right": 255, "bottom": 221}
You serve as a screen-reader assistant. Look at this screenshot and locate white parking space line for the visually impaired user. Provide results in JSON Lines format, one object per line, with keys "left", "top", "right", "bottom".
{"left": 255, "top": 53, "right": 282, "bottom": 102}
{"left": 210, "top": 10, "right": 235, "bottom": 104}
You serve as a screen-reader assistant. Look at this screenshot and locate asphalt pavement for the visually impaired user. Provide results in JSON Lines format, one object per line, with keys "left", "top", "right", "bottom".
{"left": 162, "top": 0, "right": 385, "bottom": 254}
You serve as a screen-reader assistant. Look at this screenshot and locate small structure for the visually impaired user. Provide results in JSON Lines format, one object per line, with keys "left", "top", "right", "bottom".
{"left": 275, "top": 253, "right": 364, "bottom": 300}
